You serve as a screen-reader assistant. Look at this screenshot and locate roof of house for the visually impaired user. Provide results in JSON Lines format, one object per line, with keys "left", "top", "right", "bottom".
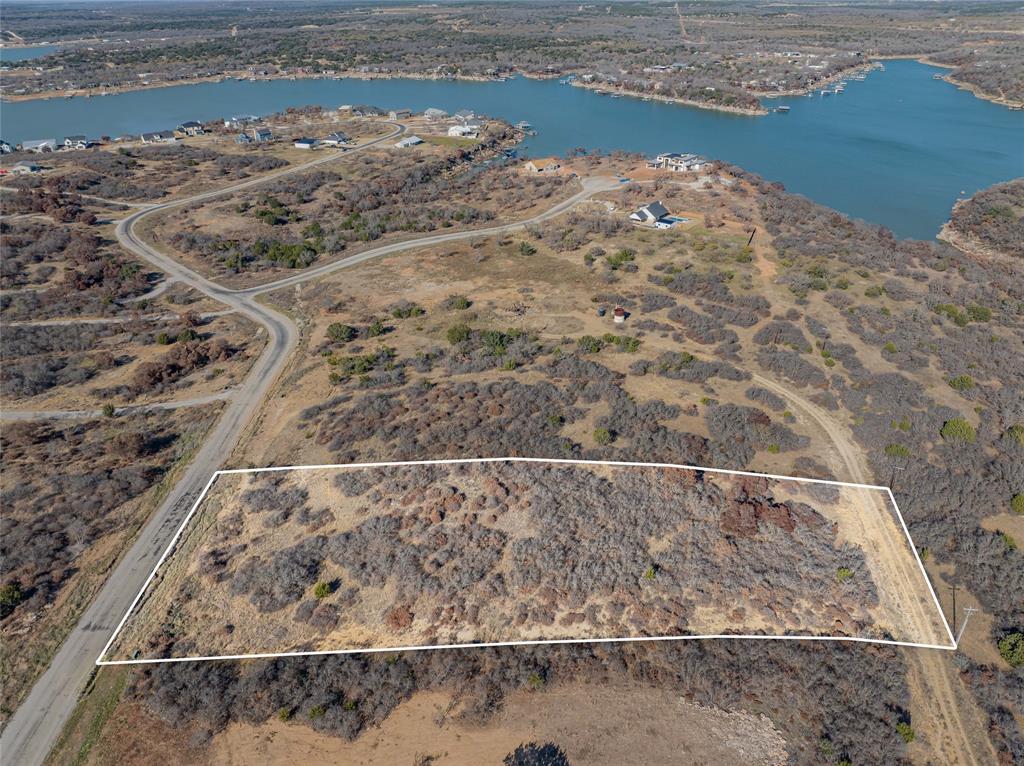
{"left": 641, "top": 201, "right": 670, "bottom": 219}
{"left": 179, "top": 121, "right": 202, "bottom": 128}
{"left": 294, "top": 137, "right": 316, "bottom": 144}
{"left": 324, "top": 131, "right": 349, "bottom": 140}
{"left": 65, "top": 135, "right": 87, "bottom": 142}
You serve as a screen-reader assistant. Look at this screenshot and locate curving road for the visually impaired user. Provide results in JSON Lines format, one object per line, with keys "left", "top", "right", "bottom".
{"left": 0, "top": 128, "right": 622, "bottom": 765}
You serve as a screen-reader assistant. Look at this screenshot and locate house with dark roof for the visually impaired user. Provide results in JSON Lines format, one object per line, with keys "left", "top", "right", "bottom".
{"left": 629, "top": 201, "right": 670, "bottom": 224}
{"left": 141, "top": 130, "right": 177, "bottom": 144}
{"left": 174, "top": 121, "right": 205, "bottom": 137}
{"left": 322, "top": 132, "right": 350, "bottom": 146}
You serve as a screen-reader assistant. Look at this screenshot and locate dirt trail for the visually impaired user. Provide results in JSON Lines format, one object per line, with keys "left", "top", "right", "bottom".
{"left": 751, "top": 373, "right": 996, "bottom": 766}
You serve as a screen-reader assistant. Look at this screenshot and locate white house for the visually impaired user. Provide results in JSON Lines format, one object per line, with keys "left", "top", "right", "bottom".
{"left": 630, "top": 201, "right": 670, "bottom": 224}
{"left": 293, "top": 137, "right": 317, "bottom": 150}
{"left": 524, "top": 158, "right": 561, "bottom": 174}
{"left": 424, "top": 107, "right": 448, "bottom": 120}
{"left": 21, "top": 138, "right": 57, "bottom": 153}
{"left": 63, "top": 135, "right": 92, "bottom": 150}
{"left": 453, "top": 109, "right": 475, "bottom": 121}
{"left": 651, "top": 152, "right": 708, "bottom": 172}
{"left": 248, "top": 127, "right": 273, "bottom": 142}
{"left": 321, "top": 131, "right": 350, "bottom": 146}
{"left": 447, "top": 124, "right": 478, "bottom": 138}
{"left": 394, "top": 135, "right": 424, "bottom": 148}
{"left": 388, "top": 108, "right": 412, "bottom": 120}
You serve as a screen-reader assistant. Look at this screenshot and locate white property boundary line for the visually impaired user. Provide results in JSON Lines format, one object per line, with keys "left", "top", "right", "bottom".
{"left": 97, "top": 457, "right": 957, "bottom": 665}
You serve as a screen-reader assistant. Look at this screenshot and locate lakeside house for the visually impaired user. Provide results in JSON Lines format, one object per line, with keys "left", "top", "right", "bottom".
{"left": 630, "top": 200, "right": 670, "bottom": 224}
{"left": 524, "top": 158, "right": 561, "bottom": 174}
{"left": 388, "top": 108, "right": 412, "bottom": 120}
{"left": 394, "top": 135, "right": 424, "bottom": 148}
{"left": 224, "top": 115, "right": 258, "bottom": 129}
{"left": 424, "top": 107, "right": 449, "bottom": 120}
{"left": 453, "top": 109, "right": 476, "bottom": 121}
{"left": 447, "top": 124, "right": 479, "bottom": 138}
{"left": 63, "top": 135, "right": 91, "bottom": 149}
{"left": 21, "top": 138, "right": 57, "bottom": 153}
{"left": 174, "top": 121, "right": 205, "bottom": 137}
{"left": 141, "top": 130, "right": 177, "bottom": 144}
{"left": 322, "top": 131, "right": 350, "bottom": 146}
{"left": 649, "top": 152, "right": 709, "bottom": 173}
{"left": 293, "top": 137, "right": 317, "bottom": 150}
{"left": 0, "top": 140, "right": 13, "bottom": 154}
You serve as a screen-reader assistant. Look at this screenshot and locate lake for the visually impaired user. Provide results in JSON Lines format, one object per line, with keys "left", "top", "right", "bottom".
{"left": 0, "top": 45, "right": 59, "bottom": 63}
{"left": 2, "top": 60, "right": 1021, "bottom": 239}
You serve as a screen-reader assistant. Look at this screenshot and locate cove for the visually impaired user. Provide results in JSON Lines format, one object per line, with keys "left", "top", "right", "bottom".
{"left": 2, "top": 59, "right": 1021, "bottom": 239}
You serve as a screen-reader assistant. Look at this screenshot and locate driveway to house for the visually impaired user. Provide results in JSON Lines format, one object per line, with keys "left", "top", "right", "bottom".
{"left": 0, "top": 130, "right": 622, "bottom": 764}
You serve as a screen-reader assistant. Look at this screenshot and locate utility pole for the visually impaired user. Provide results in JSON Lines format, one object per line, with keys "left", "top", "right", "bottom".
{"left": 747, "top": 227, "right": 756, "bottom": 247}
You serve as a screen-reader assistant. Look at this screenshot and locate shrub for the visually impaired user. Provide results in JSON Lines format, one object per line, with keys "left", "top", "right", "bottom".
{"left": 998, "top": 632, "right": 1024, "bottom": 667}
{"left": 327, "top": 323, "right": 357, "bottom": 343}
{"left": 883, "top": 342, "right": 897, "bottom": 353}
{"left": 277, "top": 707, "right": 292, "bottom": 722}
{"left": 1002, "top": 533, "right": 1017, "bottom": 551}
{"left": 966, "top": 304, "right": 992, "bottom": 322}
{"left": 948, "top": 375, "right": 974, "bottom": 392}
{"left": 864, "top": 285, "right": 883, "bottom": 298}
{"left": 1008, "top": 425, "right": 1024, "bottom": 446}
{"left": 101, "top": 403, "right": 116, "bottom": 418}
{"left": 940, "top": 418, "right": 976, "bottom": 444}
{"left": 313, "top": 581, "right": 331, "bottom": 599}
{"left": 156, "top": 332, "right": 171, "bottom": 345}
{"left": 1011, "top": 494, "right": 1024, "bottom": 516}
{"left": 0, "top": 582, "right": 24, "bottom": 614}
{"left": 518, "top": 241, "right": 537, "bottom": 256}
{"left": 367, "top": 319, "right": 387, "bottom": 337}
{"left": 895, "top": 722, "right": 915, "bottom": 744}
{"left": 836, "top": 567, "right": 853, "bottom": 583}
{"left": 526, "top": 672, "right": 545, "bottom": 691}
{"left": 891, "top": 417, "right": 910, "bottom": 432}
{"left": 308, "top": 705, "right": 326, "bottom": 720}
{"left": 577, "top": 335, "right": 605, "bottom": 354}
{"left": 606, "top": 248, "right": 636, "bottom": 269}
{"left": 593, "top": 427, "right": 613, "bottom": 445}
{"left": 447, "top": 324, "right": 471, "bottom": 345}
{"left": 391, "top": 303, "right": 425, "bottom": 319}
{"left": 444, "top": 295, "right": 472, "bottom": 311}
{"left": 884, "top": 444, "right": 911, "bottom": 458}
{"left": 176, "top": 328, "right": 198, "bottom": 343}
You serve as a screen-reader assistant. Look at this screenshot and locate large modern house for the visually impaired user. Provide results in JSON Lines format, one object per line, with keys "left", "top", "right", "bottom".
{"left": 648, "top": 152, "right": 709, "bottom": 172}
{"left": 629, "top": 200, "right": 670, "bottom": 224}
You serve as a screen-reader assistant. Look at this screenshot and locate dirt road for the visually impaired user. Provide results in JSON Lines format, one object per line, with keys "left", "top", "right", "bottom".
{"left": 751, "top": 373, "right": 996, "bottom": 766}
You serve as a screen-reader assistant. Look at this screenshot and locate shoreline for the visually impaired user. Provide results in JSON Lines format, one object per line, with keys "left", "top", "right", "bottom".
{"left": 4, "top": 57, "right": 1023, "bottom": 112}
{"left": 569, "top": 79, "right": 767, "bottom": 116}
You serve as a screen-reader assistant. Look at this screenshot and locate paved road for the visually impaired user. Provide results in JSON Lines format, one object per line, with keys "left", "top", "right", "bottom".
{"left": 0, "top": 130, "right": 621, "bottom": 764}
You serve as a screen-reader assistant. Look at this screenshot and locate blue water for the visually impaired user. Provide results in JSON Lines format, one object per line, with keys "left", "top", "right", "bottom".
{"left": 2, "top": 60, "right": 1021, "bottom": 239}
{"left": 0, "top": 45, "right": 59, "bottom": 63}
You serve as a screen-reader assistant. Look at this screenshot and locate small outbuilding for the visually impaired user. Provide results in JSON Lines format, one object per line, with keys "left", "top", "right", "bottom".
{"left": 293, "top": 137, "right": 318, "bottom": 150}
{"left": 394, "top": 135, "right": 424, "bottom": 148}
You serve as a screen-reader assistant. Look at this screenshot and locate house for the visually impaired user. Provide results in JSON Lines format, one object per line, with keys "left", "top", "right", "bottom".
{"left": 424, "top": 107, "right": 448, "bottom": 120}
{"left": 174, "top": 121, "right": 205, "bottom": 137}
{"left": 447, "top": 124, "right": 478, "bottom": 138}
{"left": 613, "top": 306, "right": 627, "bottom": 324}
{"left": 224, "top": 115, "right": 258, "bottom": 129}
{"left": 321, "top": 131, "right": 350, "bottom": 146}
{"left": 351, "top": 105, "right": 384, "bottom": 117}
{"left": 141, "top": 130, "right": 177, "bottom": 144}
{"left": 293, "top": 137, "right": 317, "bottom": 150}
{"left": 394, "top": 135, "right": 424, "bottom": 148}
{"left": 21, "top": 138, "right": 57, "bottom": 153}
{"left": 650, "top": 152, "right": 708, "bottom": 173}
{"left": 630, "top": 201, "right": 670, "bottom": 224}
{"left": 524, "top": 158, "right": 561, "bottom": 174}
{"left": 63, "top": 135, "right": 92, "bottom": 150}
{"left": 0, "top": 139, "right": 15, "bottom": 154}
{"left": 388, "top": 108, "right": 412, "bottom": 121}
{"left": 453, "top": 109, "right": 475, "bottom": 121}
{"left": 11, "top": 160, "right": 42, "bottom": 175}
{"left": 248, "top": 127, "right": 273, "bottom": 142}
